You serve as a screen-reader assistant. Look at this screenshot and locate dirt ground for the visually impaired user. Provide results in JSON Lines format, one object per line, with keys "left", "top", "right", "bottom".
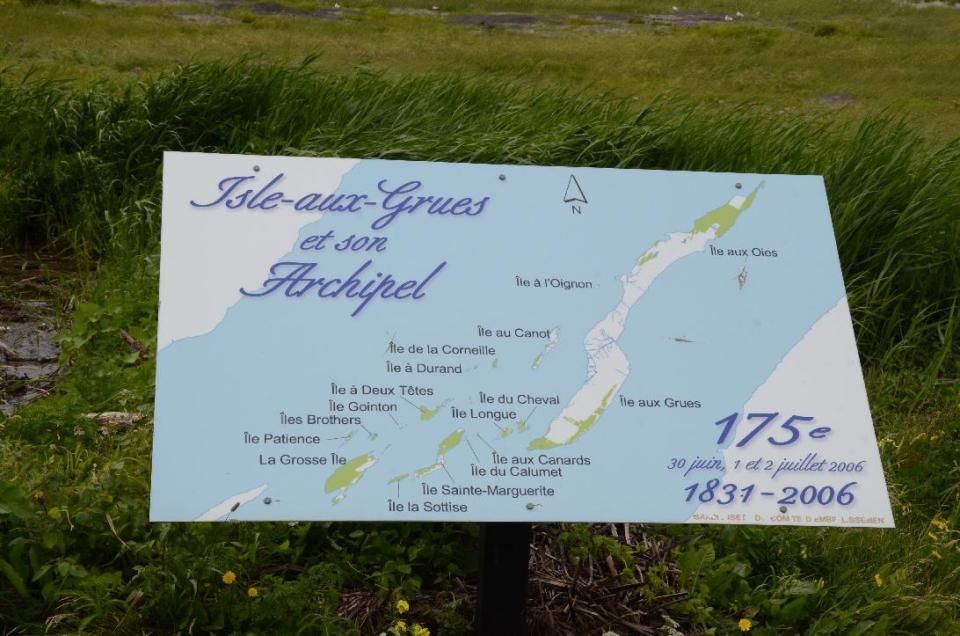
{"left": 90, "top": 0, "right": 743, "bottom": 30}
{"left": 0, "top": 255, "right": 66, "bottom": 416}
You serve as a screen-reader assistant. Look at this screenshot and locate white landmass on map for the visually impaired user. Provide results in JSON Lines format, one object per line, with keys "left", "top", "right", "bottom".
{"left": 194, "top": 484, "right": 268, "bottom": 521}
{"left": 531, "top": 188, "right": 759, "bottom": 449}
{"left": 157, "top": 153, "right": 359, "bottom": 350}
{"left": 532, "top": 327, "right": 560, "bottom": 369}
{"left": 691, "top": 297, "right": 894, "bottom": 526}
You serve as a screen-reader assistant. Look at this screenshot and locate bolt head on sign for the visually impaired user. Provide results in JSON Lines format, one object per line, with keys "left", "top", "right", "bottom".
{"left": 149, "top": 152, "right": 893, "bottom": 528}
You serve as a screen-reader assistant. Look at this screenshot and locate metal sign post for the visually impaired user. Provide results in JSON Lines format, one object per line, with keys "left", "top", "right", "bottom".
{"left": 477, "top": 522, "right": 532, "bottom": 635}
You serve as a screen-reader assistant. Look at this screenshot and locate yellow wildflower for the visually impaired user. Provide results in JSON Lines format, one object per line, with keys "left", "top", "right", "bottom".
{"left": 931, "top": 550, "right": 943, "bottom": 560}
{"left": 738, "top": 618, "right": 752, "bottom": 632}
{"left": 874, "top": 573, "right": 883, "bottom": 587}
{"left": 931, "top": 518, "right": 948, "bottom": 532}
{"left": 32, "top": 490, "right": 44, "bottom": 502}
{"left": 396, "top": 598, "right": 410, "bottom": 614}
{"left": 410, "top": 625, "right": 430, "bottom": 636}
{"left": 392, "top": 620, "right": 407, "bottom": 632}
{"left": 247, "top": 586, "right": 259, "bottom": 597}
{"left": 928, "top": 532, "right": 939, "bottom": 542}
{"left": 222, "top": 570, "right": 237, "bottom": 585}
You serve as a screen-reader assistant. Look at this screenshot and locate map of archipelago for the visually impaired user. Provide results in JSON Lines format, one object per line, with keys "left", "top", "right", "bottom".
{"left": 150, "top": 152, "right": 894, "bottom": 527}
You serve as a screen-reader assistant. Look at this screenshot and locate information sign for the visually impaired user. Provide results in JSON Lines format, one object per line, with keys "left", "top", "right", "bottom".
{"left": 150, "top": 152, "right": 893, "bottom": 527}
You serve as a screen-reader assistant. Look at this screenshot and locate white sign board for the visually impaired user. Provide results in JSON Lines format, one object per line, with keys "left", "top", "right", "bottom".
{"left": 150, "top": 152, "right": 894, "bottom": 527}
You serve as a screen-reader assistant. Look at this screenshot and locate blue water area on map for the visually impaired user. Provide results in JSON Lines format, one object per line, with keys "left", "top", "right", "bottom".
{"left": 151, "top": 160, "right": 843, "bottom": 521}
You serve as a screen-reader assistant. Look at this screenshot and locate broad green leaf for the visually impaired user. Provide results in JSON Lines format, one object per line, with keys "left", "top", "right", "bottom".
{"left": 0, "top": 481, "right": 33, "bottom": 520}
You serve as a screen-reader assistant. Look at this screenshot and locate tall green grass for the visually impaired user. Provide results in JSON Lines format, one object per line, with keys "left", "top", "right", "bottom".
{"left": 0, "top": 62, "right": 958, "bottom": 634}
{"left": 0, "top": 61, "right": 957, "bottom": 369}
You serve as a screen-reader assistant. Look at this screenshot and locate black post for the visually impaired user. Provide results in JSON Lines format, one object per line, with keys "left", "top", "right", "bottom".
{"left": 476, "top": 522, "right": 532, "bottom": 635}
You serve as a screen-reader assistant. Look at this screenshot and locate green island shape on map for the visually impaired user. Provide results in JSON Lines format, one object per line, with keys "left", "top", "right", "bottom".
{"left": 324, "top": 453, "right": 376, "bottom": 503}
{"left": 418, "top": 400, "right": 449, "bottom": 421}
{"left": 692, "top": 184, "right": 762, "bottom": 237}
{"left": 413, "top": 429, "right": 465, "bottom": 477}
